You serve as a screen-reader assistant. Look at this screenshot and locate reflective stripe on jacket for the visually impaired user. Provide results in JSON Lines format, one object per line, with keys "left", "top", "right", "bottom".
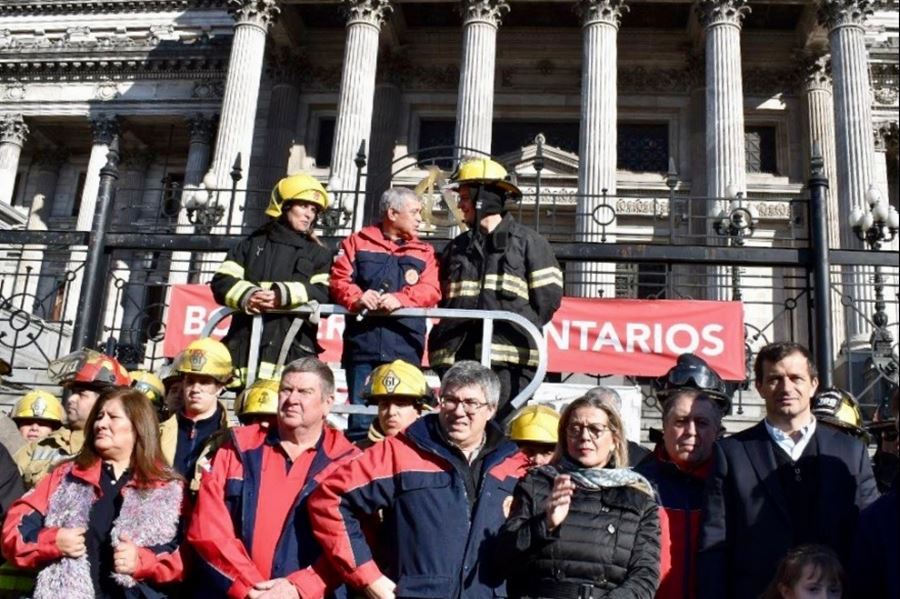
{"left": 427, "top": 214, "right": 562, "bottom": 368}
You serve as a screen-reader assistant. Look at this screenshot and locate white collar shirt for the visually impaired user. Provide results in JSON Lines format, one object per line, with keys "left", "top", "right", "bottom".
{"left": 765, "top": 416, "right": 817, "bottom": 461}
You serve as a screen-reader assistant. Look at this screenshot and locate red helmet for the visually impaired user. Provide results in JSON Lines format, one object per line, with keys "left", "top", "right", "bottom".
{"left": 48, "top": 349, "right": 132, "bottom": 389}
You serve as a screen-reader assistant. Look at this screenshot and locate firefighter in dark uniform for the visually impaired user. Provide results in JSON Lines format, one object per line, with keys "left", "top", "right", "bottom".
{"left": 211, "top": 173, "right": 333, "bottom": 386}
{"left": 427, "top": 158, "right": 563, "bottom": 418}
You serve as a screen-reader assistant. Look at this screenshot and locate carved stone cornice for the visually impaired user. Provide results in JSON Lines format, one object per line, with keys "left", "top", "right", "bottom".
{"left": 343, "top": 0, "right": 393, "bottom": 28}
{"left": 404, "top": 63, "right": 460, "bottom": 90}
{"left": 576, "top": 0, "right": 629, "bottom": 28}
{"left": 0, "top": 0, "right": 226, "bottom": 16}
{"left": 0, "top": 114, "right": 29, "bottom": 146}
{"left": 90, "top": 115, "right": 118, "bottom": 145}
{"left": 376, "top": 49, "right": 411, "bottom": 86}
{"left": 119, "top": 148, "right": 156, "bottom": 171}
{"left": 187, "top": 113, "right": 218, "bottom": 145}
{"left": 33, "top": 146, "right": 69, "bottom": 170}
{"left": 685, "top": 50, "right": 705, "bottom": 89}
{"left": 265, "top": 46, "right": 303, "bottom": 86}
{"left": 797, "top": 53, "right": 832, "bottom": 93}
{"left": 228, "top": 0, "right": 280, "bottom": 29}
{"left": 618, "top": 65, "right": 692, "bottom": 93}
{"left": 871, "top": 63, "right": 899, "bottom": 106}
{"left": 743, "top": 67, "right": 797, "bottom": 96}
{"left": 460, "top": 0, "right": 510, "bottom": 27}
{"left": 696, "top": 0, "right": 751, "bottom": 29}
{"left": 817, "top": 0, "right": 884, "bottom": 31}
{"left": 873, "top": 121, "right": 898, "bottom": 153}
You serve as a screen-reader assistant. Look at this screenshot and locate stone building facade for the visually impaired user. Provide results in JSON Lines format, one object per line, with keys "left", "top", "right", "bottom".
{"left": 0, "top": 0, "right": 897, "bottom": 407}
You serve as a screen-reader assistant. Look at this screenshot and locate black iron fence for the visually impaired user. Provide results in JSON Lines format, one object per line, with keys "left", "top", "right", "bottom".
{"left": 0, "top": 140, "right": 896, "bottom": 421}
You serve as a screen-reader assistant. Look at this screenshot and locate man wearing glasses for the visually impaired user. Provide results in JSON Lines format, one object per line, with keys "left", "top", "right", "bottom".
{"left": 308, "top": 361, "right": 529, "bottom": 599}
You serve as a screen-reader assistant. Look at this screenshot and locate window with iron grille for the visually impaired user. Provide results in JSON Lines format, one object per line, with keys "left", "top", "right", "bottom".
{"left": 745, "top": 125, "right": 777, "bottom": 174}
{"left": 616, "top": 263, "right": 667, "bottom": 299}
{"left": 617, "top": 124, "right": 669, "bottom": 173}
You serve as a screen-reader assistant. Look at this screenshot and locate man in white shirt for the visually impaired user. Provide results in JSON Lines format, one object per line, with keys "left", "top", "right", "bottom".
{"left": 697, "top": 342, "right": 878, "bottom": 599}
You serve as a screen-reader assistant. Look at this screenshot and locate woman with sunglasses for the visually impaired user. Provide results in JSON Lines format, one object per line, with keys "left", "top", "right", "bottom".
{"left": 499, "top": 395, "right": 661, "bottom": 599}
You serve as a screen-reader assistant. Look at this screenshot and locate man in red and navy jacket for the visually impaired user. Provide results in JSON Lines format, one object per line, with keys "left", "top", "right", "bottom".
{"left": 187, "top": 357, "right": 360, "bottom": 599}
{"left": 634, "top": 388, "right": 722, "bottom": 599}
{"left": 308, "top": 361, "right": 528, "bottom": 599}
{"left": 330, "top": 187, "right": 440, "bottom": 441}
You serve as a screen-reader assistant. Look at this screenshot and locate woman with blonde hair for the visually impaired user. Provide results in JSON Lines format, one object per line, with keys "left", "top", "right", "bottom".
{"left": 2, "top": 388, "right": 187, "bottom": 598}
{"left": 500, "top": 395, "right": 661, "bottom": 599}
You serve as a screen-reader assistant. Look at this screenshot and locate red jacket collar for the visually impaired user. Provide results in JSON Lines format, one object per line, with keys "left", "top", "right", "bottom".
{"left": 359, "top": 224, "right": 428, "bottom": 252}
{"left": 653, "top": 443, "right": 715, "bottom": 480}
{"left": 68, "top": 459, "right": 173, "bottom": 489}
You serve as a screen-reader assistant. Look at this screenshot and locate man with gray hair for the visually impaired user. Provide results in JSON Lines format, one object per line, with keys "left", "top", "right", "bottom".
{"left": 330, "top": 187, "right": 440, "bottom": 440}
{"left": 584, "top": 386, "right": 651, "bottom": 466}
{"left": 309, "top": 360, "right": 529, "bottom": 599}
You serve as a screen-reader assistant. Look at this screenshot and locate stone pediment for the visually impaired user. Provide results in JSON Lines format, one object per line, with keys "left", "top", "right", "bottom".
{"left": 496, "top": 138, "right": 579, "bottom": 178}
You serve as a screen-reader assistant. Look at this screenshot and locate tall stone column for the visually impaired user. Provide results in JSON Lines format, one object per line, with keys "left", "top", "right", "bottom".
{"left": 570, "top": 0, "right": 626, "bottom": 298}
{"left": 65, "top": 115, "right": 118, "bottom": 330}
{"left": 454, "top": 0, "right": 508, "bottom": 159}
{"left": 800, "top": 54, "right": 840, "bottom": 248}
{"left": 365, "top": 51, "right": 405, "bottom": 224}
{"left": 330, "top": 0, "right": 392, "bottom": 228}
{"left": 0, "top": 114, "right": 29, "bottom": 206}
{"left": 16, "top": 147, "right": 67, "bottom": 302}
{"left": 207, "top": 0, "right": 279, "bottom": 229}
{"left": 799, "top": 54, "right": 846, "bottom": 355}
{"left": 262, "top": 49, "right": 301, "bottom": 196}
{"left": 818, "top": 0, "right": 878, "bottom": 342}
{"left": 76, "top": 115, "right": 118, "bottom": 232}
{"left": 169, "top": 114, "right": 217, "bottom": 286}
{"left": 185, "top": 113, "right": 217, "bottom": 186}
{"left": 699, "top": 0, "right": 749, "bottom": 301}
{"left": 699, "top": 0, "right": 749, "bottom": 201}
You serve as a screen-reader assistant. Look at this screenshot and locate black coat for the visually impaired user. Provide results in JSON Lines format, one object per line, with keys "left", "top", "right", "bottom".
{"left": 0, "top": 443, "right": 24, "bottom": 522}
{"left": 211, "top": 221, "right": 333, "bottom": 383}
{"left": 499, "top": 467, "right": 660, "bottom": 599}
{"left": 697, "top": 421, "right": 879, "bottom": 599}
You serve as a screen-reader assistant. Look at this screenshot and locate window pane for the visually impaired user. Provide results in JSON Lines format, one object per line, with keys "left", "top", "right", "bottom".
{"left": 315, "top": 118, "right": 336, "bottom": 168}
{"left": 745, "top": 125, "right": 777, "bottom": 174}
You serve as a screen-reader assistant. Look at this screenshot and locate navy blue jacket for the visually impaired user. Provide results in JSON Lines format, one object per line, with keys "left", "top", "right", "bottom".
{"left": 697, "top": 421, "right": 879, "bottom": 599}
{"left": 849, "top": 481, "right": 898, "bottom": 599}
{"left": 309, "top": 414, "right": 529, "bottom": 599}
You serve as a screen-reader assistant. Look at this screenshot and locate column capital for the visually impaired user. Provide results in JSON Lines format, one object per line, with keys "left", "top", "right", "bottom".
{"left": 343, "top": 0, "right": 392, "bottom": 28}
{"left": 576, "top": 0, "right": 628, "bottom": 28}
{"left": 187, "top": 113, "right": 218, "bottom": 145}
{"left": 460, "top": 0, "right": 509, "bottom": 27}
{"left": 89, "top": 115, "right": 118, "bottom": 145}
{"left": 33, "top": 146, "right": 69, "bottom": 170}
{"left": 0, "top": 113, "right": 29, "bottom": 146}
{"left": 817, "top": 0, "right": 882, "bottom": 32}
{"left": 228, "top": 0, "right": 280, "bottom": 29}
{"left": 798, "top": 53, "right": 832, "bottom": 93}
{"left": 696, "top": 0, "right": 750, "bottom": 29}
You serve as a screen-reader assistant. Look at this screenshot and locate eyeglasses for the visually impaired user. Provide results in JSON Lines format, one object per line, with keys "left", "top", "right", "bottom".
{"left": 440, "top": 396, "right": 490, "bottom": 414}
{"left": 565, "top": 423, "right": 611, "bottom": 439}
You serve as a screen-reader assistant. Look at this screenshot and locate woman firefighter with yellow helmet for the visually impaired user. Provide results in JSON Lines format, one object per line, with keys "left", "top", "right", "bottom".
{"left": 211, "top": 173, "right": 334, "bottom": 388}
{"left": 357, "top": 360, "right": 434, "bottom": 449}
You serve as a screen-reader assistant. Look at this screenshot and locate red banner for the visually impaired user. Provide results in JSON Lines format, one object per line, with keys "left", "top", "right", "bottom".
{"left": 164, "top": 285, "right": 745, "bottom": 380}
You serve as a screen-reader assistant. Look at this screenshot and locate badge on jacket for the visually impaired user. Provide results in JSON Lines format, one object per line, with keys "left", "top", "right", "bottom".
{"left": 404, "top": 269, "right": 419, "bottom": 285}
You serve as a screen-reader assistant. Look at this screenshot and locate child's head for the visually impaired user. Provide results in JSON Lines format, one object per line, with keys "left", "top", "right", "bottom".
{"left": 762, "top": 545, "right": 844, "bottom": 599}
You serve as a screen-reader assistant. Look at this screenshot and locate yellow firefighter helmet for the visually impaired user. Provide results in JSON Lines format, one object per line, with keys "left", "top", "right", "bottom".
{"left": 363, "top": 360, "right": 432, "bottom": 406}
{"left": 509, "top": 404, "right": 560, "bottom": 445}
{"left": 11, "top": 390, "right": 65, "bottom": 425}
{"left": 235, "top": 379, "right": 280, "bottom": 419}
{"left": 450, "top": 158, "right": 521, "bottom": 198}
{"left": 130, "top": 370, "right": 166, "bottom": 408}
{"left": 265, "top": 173, "right": 330, "bottom": 218}
{"left": 174, "top": 338, "right": 234, "bottom": 383}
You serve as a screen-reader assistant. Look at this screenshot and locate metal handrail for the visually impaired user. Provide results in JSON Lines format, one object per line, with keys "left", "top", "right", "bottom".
{"left": 200, "top": 304, "right": 548, "bottom": 415}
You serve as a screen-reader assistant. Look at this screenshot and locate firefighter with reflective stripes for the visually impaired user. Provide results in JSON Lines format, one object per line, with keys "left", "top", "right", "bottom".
{"left": 427, "top": 158, "right": 563, "bottom": 417}
{"left": 211, "top": 173, "right": 333, "bottom": 386}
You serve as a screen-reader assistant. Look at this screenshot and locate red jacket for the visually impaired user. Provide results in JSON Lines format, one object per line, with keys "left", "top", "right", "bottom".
{"left": 187, "top": 424, "right": 360, "bottom": 599}
{"left": 330, "top": 225, "right": 440, "bottom": 365}
{"left": 634, "top": 444, "right": 713, "bottom": 599}
{"left": 1, "top": 460, "right": 186, "bottom": 585}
